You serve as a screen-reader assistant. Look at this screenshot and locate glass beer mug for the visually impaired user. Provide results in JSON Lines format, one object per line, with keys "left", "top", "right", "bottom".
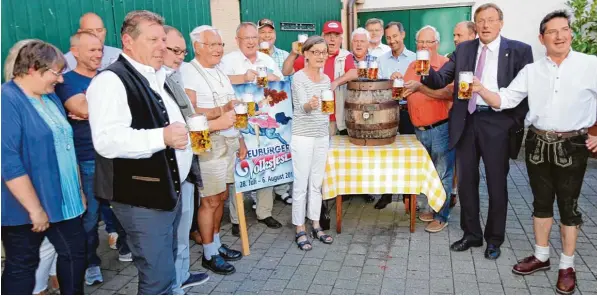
{"left": 367, "top": 61, "right": 379, "bottom": 80}
{"left": 259, "top": 41, "right": 270, "bottom": 55}
{"left": 321, "top": 89, "right": 334, "bottom": 114}
{"left": 297, "top": 34, "right": 308, "bottom": 53}
{"left": 415, "top": 50, "right": 430, "bottom": 76}
{"left": 357, "top": 61, "right": 367, "bottom": 79}
{"left": 392, "top": 78, "right": 405, "bottom": 100}
{"left": 458, "top": 71, "right": 474, "bottom": 100}
{"left": 234, "top": 102, "right": 249, "bottom": 129}
{"left": 187, "top": 113, "right": 211, "bottom": 155}
{"left": 256, "top": 65, "right": 268, "bottom": 88}
{"left": 243, "top": 93, "right": 256, "bottom": 117}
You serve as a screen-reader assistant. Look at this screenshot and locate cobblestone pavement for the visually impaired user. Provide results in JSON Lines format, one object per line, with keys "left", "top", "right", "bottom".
{"left": 80, "top": 159, "right": 597, "bottom": 295}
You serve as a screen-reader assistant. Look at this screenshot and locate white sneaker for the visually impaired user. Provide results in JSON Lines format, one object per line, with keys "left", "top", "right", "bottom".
{"left": 118, "top": 252, "right": 133, "bottom": 262}
{"left": 108, "top": 232, "right": 118, "bottom": 250}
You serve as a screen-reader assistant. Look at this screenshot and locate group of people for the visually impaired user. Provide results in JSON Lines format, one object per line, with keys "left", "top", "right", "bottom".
{"left": 1, "top": 3, "right": 596, "bottom": 296}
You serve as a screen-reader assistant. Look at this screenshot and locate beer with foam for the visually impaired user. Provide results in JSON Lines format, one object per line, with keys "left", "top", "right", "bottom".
{"left": 297, "top": 34, "right": 308, "bottom": 53}
{"left": 458, "top": 71, "right": 474, "bottom": 100}
{"left": 234, "top": 103, "right": 248, "bottom": 129}
{"left": 259, "top": 42, "right": 270, "bottom": 55}
{"left": 256, "top": 66, "right": 268, "bottom": 88}
{"left": 392, "top": 78, "right": 405, "bottom": 100}
{"left": 242, "top": 93, "right": 256, "bottom": 117}
{"left": 321, "top": 90, "right": 334, "bottom": 114}
{"left": 415, "top": 50, "right": 430, "bottom": 76}
{"left": 188, "top": 114, "right": 211, "bottom": 155}
{"left": 367, "top": 61, "right": 379, "bottom": 80}
{"left": 357, "top": 61, "right": 367, "bottom": 79}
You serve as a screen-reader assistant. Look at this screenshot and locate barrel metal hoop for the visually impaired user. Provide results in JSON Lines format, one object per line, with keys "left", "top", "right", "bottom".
{"left": 348, "top": 79, "right": 393, "bottom": 90}
{"left": 345, "top": 101, "right": 399, "bottom": 112}
{"left": 345, "top": 121, "right": 399, "bottom": 131}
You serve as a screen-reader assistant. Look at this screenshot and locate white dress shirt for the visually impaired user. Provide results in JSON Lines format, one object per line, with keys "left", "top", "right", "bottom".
{"left": 368, "top": 43, "right": 391, "bottom": 58}
{"left": 179, "top": 59, "right": 238, "bottom": 137}
{"left": 473, "top": 36, "right": 501, "bottom": 107}
{"left": 220, "top": 50, "right": 283, "bottom": 78}
{"left": 87, "top": 53, "right": 193, "bottom": 182}
{"left": 64, "top": 45, "right": 122, "bottom": 72}
{"left": 495, "top": 50, "right": 597, "bottom": 131}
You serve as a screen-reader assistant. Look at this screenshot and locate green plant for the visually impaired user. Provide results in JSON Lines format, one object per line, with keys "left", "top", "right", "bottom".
{"left": 566, "top": 0, "right": 597, "bottom": 55}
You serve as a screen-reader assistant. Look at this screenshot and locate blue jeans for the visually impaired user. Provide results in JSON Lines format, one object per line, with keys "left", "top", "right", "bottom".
{"left": 79, "top": 160, "right": 101, "bottom": 268}
{"left": 414, "top": 122, "right": 455, "bottom": 223}
{"left": 99, "top": 199, "right": 116, "bottom": 233}
{"left": 1, "top": 217, "right": 86, "bottom": 295}
{"left": 173, "top": 181, "right": 195, "bottom": 294}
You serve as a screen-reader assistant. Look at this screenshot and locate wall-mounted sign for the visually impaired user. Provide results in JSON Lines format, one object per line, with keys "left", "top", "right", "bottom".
{"left": 280, "top": 22, "right": 316, "bottom": 32}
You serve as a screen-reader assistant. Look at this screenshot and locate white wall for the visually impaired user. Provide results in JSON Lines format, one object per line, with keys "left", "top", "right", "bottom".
{"left": 357, "top": 0, "right": 569, "bottom": 59}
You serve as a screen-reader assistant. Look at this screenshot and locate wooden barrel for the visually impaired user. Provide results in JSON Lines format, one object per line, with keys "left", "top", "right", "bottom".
{"left": 345, "top": 79, "right": 399, "bottom": 146}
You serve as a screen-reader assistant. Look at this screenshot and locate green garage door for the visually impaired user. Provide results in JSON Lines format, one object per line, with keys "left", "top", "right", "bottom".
{"left": 358, "top": 6, "right": 471, "bottom": 55}
{"left": 1, "top": 0, "right": 211, "bottom": 81}
{"left": 240, "top": 0, "right": 343, "bottom": 53}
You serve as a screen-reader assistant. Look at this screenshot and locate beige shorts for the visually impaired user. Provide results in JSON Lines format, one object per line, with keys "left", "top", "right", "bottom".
{"left": 198, "top": 134, "right": 240, "bottom": 197}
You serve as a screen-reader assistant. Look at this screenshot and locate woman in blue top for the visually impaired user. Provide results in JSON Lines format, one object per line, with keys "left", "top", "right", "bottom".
{"left": 1, "top": 40, "right": 86, "bottom": 294}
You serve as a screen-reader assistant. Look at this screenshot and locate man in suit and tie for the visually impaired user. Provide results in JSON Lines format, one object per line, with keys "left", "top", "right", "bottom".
{"left": 422, "top": 3, "right": 533, "bottom": 259}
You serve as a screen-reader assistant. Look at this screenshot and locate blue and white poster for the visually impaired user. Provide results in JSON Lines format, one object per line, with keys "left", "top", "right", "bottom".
{"left": 233, "top": 81, "right": 293, "bottom": 193}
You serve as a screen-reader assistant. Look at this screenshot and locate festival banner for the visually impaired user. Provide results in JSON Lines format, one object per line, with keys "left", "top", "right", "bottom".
{"left": 233, "top": 81, "right": 293, "bottom": 193}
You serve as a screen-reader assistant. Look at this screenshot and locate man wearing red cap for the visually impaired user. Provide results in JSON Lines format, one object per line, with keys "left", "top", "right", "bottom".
{"left": 282, "top": 20, "right": 358, "bottom": 135}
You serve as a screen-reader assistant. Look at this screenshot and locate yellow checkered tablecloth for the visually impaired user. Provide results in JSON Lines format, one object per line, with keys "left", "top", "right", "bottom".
{"left": 323, "top": 135, "right": 446, "bottom": 212}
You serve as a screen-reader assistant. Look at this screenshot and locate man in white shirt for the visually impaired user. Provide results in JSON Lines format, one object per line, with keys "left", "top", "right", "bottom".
{"left": 220, "top": 22, "right": 285, "bottom": 237}
{"left": 64, "top": 13, "right": 121, "bottom": 71}
{"left": 86, "top": 11, "right": 198, "bottom": 294}
{"left": 179, "top": 25, "right": 245, "bottom": 275}
{"left": 472, "top": 11, "right": 597, "bottom": 294}
{"left": 365, "top": 18, "right": 391, "bottom": 58}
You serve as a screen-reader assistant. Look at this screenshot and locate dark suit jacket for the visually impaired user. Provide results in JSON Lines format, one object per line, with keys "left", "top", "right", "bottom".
{"left": 422, "top": 37, "right": 534, "bottom": 150}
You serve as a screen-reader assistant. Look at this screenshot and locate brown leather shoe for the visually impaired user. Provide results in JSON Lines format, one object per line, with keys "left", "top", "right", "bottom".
{"left": 512, "top": 255, "right": 550, "bottom": 275}
{"left": 556, "top": 268, "right": 576, "bottom": 295}
{"left": 189, "top": 230, "right": 202, "bottom": 244}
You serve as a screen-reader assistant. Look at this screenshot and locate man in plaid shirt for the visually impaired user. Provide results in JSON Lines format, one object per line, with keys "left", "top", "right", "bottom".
{"left": 351, "top": 28, "right": 377, "bottom": 71}
{"left": 258, "top": 18, "right": 291, "bottom": 82}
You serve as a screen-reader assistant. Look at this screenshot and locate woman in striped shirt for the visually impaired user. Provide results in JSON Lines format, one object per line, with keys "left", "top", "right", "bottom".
{"left": 291, "top": 36, "right": 334, "bottom": 251}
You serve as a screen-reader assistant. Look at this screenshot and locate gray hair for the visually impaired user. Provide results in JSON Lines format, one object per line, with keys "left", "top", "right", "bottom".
{"left": 302, "top": 35, "right": 327, "bottom": 55}
{"left": 457, "top": 21, "right": 477, "bottom": 35}
{"left": 70, "top": 31, "right": 100, "bottom": 47}
{"left": 351, "top": 27, "right": 371, "bottom": 41}
{"left": 4, "top": 39, "right": 36, "bottom": 81}
{"left": 190, "top": 25, "right": 222, "bottom": 52}
{"left": 236, "top": 22, "right": 258, "bottom": 36}
{"left": 365, "top": 18, "right": 384, "bottom": 28}
{"left": 416, "top": 25, "right": 441, "bottom": 42}
{"left": 120, "top": 10, "right": 164, "bottom": 39}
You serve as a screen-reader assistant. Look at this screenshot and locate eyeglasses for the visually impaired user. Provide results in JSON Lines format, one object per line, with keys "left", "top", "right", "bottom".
{"left": 47, "top": 69, "right": 63, "bottom": 77}
{"left": 544, "top": 27, "right": 571, "bottom": 36}
{"left": 475, "top": 19, "right": 500, "bottom": 26}
{"left": 167, "top": 47, "right": 188, "bottom": 56}
{"left": 199, "top": 42, "right": 225, "bottom": 50}
{"left": 415, "top": 40, "right": 437, "bottom": 45}
{"left": 308, "top": 50, "right": 328, "bottom": 57}
{"left": 238, "top": 36, "right": 259, "bottom": 41}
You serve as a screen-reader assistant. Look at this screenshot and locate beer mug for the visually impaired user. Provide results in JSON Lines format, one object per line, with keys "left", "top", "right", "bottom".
{"left": 415, "top": 50, "right": 430, "bottom": 76}
{"left": 357, "top": 61, "right": 368, "bottom": 79}
{"left": 458, "top": 71, "right": 474, "bottom": 100}
{"left": 259, "top": 41, "right": 270, "bottom": 55}
{"left": 392, "top": 78, "right": 405, "bottom": 100}
{"left": 321, "top": 89, "right": 334, "bottom": 114}
{"left": 187, "top": 113, "right": 211, "bottom": 155}
{"left": 234, "top": 102, "right": 248, "bottom": 129}
{"left": 297, "top": 34, "right": 308, "bottom": 53}
{"left": 243, "top": 93, "right": 256, "bottom": 117}
{"left": 256, "top": 65, "right": 268, "bottom": 88}
{"left": 367, "top": 61, "right": 379, "bottom": 80}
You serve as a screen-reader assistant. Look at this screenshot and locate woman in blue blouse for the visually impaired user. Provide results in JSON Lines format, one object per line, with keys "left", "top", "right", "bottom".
{"left": 1, "top": 40, "right": 86, "bottom": 294}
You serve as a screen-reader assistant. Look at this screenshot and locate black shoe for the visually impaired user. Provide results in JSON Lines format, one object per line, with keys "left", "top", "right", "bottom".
{"left": 450, "top": 237, "right": 483, "bottom": 252}
{"left": 231, "top": 224, "right": 239, "bottom": 237}
{"left": 218, "top": 244, "right": 242, "bottom": 261}
{"left": 484, "top": 244, "right": 501, "bottom": 260}
{"left": 258, "top": 216, "right": 282, "bottom": 229}
{"left": 365, "top": 195, "right": 375, "bottom": 203}
{"left": 202, "top": 254, "right": 235, "bottom": 275}
{"left": 374, "top": 194, "right": 392, "bottom": 209}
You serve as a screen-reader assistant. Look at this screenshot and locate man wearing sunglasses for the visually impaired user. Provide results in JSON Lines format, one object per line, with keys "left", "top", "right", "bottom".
{"left": 64, "top": 13, "right": 122, "bottom": 71}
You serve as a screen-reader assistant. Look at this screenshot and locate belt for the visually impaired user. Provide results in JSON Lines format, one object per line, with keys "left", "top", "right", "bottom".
{"left": 475, "top": 105, "right": 495, "bottom": 113}
{"left": 529, "top": 126, "right": 588, "bottom": 142}
{"left": 416, "top": 118, "right": 449, "bottom": 131}
{"left": 398, "top": 102, "right": 408, "bottom": 111}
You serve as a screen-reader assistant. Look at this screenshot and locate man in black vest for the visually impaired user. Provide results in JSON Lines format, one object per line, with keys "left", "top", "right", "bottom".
{"left": 422, "top": 3, "right": 533, "bottom": 260}
{"left": 87, "top": 11, "right": 201, "bottom": 294}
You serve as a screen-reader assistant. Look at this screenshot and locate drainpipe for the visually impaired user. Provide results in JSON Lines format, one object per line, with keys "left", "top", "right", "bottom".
{"left": 347, "top": 0, "right": 357, "bottom": 51}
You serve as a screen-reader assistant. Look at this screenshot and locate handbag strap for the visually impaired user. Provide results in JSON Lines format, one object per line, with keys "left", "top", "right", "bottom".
{"left": 189, "top": 60, "right": 229, "bottom": 108}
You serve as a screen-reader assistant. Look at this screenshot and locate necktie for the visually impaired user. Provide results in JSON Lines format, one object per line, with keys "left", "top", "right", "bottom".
{"left": 469, "top": 45, "right": 488, "bottom": 114}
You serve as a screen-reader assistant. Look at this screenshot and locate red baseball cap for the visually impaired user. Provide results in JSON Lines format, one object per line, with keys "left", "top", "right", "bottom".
{"left": 322, "top": 21, "right": 343, "bottom": 34}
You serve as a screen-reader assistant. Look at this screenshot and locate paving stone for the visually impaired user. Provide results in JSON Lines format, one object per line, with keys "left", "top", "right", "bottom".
{"left": 269, "top": 265, "right": 297, "bottom": 280}
{"left": 91, "top": 288, "right": 117, "bottom": 295}
{"left": 337, "top": 265, "right": 363, "bottom": 280}
{"left": 454, "top": 281, "right": 480, "bottom": 295}
{"left": 213, "top": 280, "right": 242, "bottom": 293}
{"left": 283, "top": 288, "right": 308, "bottom": 294}
{"left": 256, "top": 256, "right": 281, "bottom": 269}
{"left": 478, "top": 283, "right": 505, "bottom": 295}
{"left": 331, "top": 288, "right": 356, "bottom": 295}
{"left": 279, "top": 254, "right": 304, "bottom": 267}
{"left": 285, "top": 275, "right": 315, "bottom": 290}
{"left": 320, "top": 260, "right": 343, "bottom": 272}
{"left": 261, "top": 278, "right": 289, "bottom": 293}
{"left": 99, "top": 275, "right": 134, "bottom": 291}
{"left": 237, "top": 279, "right": 266, "bottom": 293}
{"left": 529, "top": 286, "right": 556, "bottom": 294}
{"left": 308, "top": 283, "right": 333, "bottom": 294}
{"left": 335, "top": 278, "right": 359, "bottom": 290}
{"left": 503, "top": 287, "right": 531, "bottom": 295}
{"left": 430, "top": 278, "right": 454, "bottom": 294}
{"left": 344, "top": 254, "right": 366, "bottom": 267}
{"left": 116, "top": 282, "right": 137, "bottom": 295}
{"left": 356, "top": 283, "right": 381, "bottom": 294}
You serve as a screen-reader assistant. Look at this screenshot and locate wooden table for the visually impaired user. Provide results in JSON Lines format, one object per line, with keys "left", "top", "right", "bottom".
{"left": 322, "top": 135, "right": 447, "bottom": 233}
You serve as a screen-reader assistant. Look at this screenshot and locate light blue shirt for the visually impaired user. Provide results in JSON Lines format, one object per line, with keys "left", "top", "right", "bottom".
{"left": 378, "top": 47, "right": 416, "bottom": 79}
